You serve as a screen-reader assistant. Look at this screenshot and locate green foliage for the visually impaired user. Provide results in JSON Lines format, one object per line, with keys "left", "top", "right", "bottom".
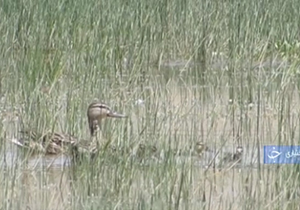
{"left": 1, "top": 0, "right": 300, "bottom": 209}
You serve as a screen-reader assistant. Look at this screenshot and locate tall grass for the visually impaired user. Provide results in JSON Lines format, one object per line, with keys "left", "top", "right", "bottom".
{"left": 1, "top": 0, "right": 300, "bottom": 209}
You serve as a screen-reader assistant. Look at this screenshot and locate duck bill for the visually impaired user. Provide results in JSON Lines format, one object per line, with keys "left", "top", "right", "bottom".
{"left": 108, "top": 112, "right": 127, "bottom": 118}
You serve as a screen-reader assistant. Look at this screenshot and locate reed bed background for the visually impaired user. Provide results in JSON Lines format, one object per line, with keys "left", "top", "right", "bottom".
{"left": 1, "top": 0, "right": 300, "bottom": 209}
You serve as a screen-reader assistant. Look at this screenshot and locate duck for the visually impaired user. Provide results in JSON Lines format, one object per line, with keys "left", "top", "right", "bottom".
{"left": 133, "top": 143, "right": 160, "bottom": 163}
{"left": 11, "top": 102, "right": 127, "bottom": 155}
{"left": 221, "top": 146, "right": 243, "bottom": 163}
{"left": 217, "top": 146, "right": 243, "bottom": 168}
{"left": 194, "top": 141, "right": 211, "bottom": 157}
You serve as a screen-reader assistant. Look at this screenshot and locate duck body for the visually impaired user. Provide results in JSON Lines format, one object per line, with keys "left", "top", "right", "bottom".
{"left": 13, "top": 130, "right": 78, "bottom": 155}
{"left": 11, "top": 102, "right": 127, "bottom": 156}
{"left": 217, "top": 146, "right": 243, "bottom": 168}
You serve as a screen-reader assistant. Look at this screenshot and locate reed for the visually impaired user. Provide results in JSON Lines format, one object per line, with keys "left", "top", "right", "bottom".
{"left": 1, "top": 0, "right": 300, "bottom": 209}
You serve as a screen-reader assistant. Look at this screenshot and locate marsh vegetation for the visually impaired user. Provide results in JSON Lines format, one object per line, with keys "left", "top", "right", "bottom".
{"left": 1, "top": 0, "right": 300, "bottom": 209}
